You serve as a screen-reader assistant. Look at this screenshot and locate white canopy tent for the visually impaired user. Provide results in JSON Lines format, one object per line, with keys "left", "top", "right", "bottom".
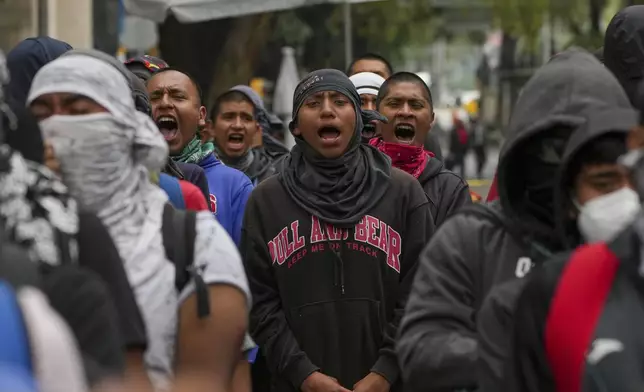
{"left": 123, "top": 0, "right": 385, "bottom": 148}
{"left": 273, "top": 47, "right": 300, "bottom": 150}
{"left": 123, "top": 0, "right": 384, "bottom": 68}
{"left": 123, "top": 0, "right": 383, "bottom": 24}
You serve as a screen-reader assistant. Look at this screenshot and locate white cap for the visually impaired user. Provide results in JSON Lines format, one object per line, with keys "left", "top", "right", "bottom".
{"left": 349, "top": 72, "right": 386, "bottom": 97}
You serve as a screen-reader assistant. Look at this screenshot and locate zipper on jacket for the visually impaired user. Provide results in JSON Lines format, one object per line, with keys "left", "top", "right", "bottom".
{"left": 325, "top": 225, "right": 345, "bottom": 295}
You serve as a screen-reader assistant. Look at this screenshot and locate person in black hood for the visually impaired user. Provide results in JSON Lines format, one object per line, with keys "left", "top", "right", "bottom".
{"left": 6, "top": 37, "right": 72, "bottom": 107}
{"left": 242, "top": 69, "right": 433, "bottom": 392}
{"left": 374, "top": 72, "right": 471, "bottom": 227}
{"left": 478, "top": 50, "right": 638, "bottom": 392}
{"left": 397, "top": 49, "right": 606, "bottom": 392}
{"left": 604, "top": 5, "right": 644, "bottom": 105}
{"left": 211, "top": 86, "right": 281, "bottom": 184}
{"left": 5, "top": 37, "right": 72, "bottom": 163}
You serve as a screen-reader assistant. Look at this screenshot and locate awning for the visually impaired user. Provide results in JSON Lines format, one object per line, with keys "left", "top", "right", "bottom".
{"left": 123, "top": 0, "right": 383, "bottom": 23}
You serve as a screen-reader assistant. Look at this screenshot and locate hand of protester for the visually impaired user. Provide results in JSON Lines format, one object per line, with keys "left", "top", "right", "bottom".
{"left": 301, "top": 371, "right": 352, "bottom": 392}
{"left": 352, "top": 373, "right": 390, "bottom": 392}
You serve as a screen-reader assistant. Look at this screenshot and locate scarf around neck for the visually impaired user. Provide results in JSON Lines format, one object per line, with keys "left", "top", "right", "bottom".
{"left": 173, "top": 136, "right": 215, "bottom": 165}
{"left": 213, "top": 144, "right": 255, "bottom": 173}
{"left": 0, "top": 151, "right": 78, "bottom": 266}
{"left": 370, "top": 138, "right": 431, "bottom": 179}
{"left": 278, "top": 69, "right": 392, "bottom": 227}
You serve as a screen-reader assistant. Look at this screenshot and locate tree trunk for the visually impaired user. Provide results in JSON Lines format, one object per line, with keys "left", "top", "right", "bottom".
{"left": 158, "top": 16, "right": 233, "bottom": 107}
{"left": 158, "top": 13, "right": 274, "bottom": 110}
{"left": 206, "top": 13, "right": 275, "bottom": 106}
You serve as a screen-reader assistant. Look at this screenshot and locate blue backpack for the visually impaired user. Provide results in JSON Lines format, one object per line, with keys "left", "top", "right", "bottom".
{"left": 158, "top": 173, "right": 186, "bottom": 210}
{"left": 0, "top": 235, "right": 41, "bottom": 392}
{"left": 0, "top": 281, "right": 37, "bottom": 392}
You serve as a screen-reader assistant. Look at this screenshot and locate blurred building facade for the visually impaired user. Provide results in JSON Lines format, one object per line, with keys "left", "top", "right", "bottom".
{"left": 0, "top": 0, "right": 97, "bottom": 51}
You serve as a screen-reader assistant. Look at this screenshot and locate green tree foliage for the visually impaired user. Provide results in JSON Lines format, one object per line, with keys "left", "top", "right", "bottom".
{"left": 329, "top": 0, "right": 438, "bottom": 61}
{"left": 268, "top": 0, "right": 438, "bottom": 70}
{"left": 488, "top": 0, "right": 608, "bottom": 51}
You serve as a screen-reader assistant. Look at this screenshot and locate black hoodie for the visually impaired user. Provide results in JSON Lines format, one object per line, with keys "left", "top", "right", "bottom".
{"left": 242, "top": 167, "right": 433, "bottom": 391}
{"left": 418, "top": 158, "right": 471, "bottom": 227}
{"left": 478, "top": 49, "right": 638, "bottom": 392}
{"left": 497, "top": 60, "right": 638, "bottom": 392}
{"left": 246, "top": 147, "right": 279, "bottom": 184}
{"left": 397, "top": 49, "right": 612, "bottom": 392}
{"left": 604, "top": 5, "right": 644, "bottom": 106}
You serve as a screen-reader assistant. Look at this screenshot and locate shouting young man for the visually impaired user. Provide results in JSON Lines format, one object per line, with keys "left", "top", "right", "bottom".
{"left": 374, "top": 72, "right": 471, "bottom": 227}
{"left": 242, "top": 69, "right": 434, "bottom": 392}
{"left": 347, "top": 54, "right": 443, "bottom": 160}
{"left": 211, "top": 86, "right": 280, "bottom": 185}
{"left": 147, "top": 69, "right": 253, "bottom": 245}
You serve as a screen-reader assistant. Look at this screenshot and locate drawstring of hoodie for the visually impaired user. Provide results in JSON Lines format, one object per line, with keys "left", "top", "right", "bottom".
{"left": 324, "top": 225, "right": 346, "bottom": 295}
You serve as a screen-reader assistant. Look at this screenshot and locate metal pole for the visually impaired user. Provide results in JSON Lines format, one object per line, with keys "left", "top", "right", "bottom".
{"left": 344, "top": 0, "right": 353, "bottom": 69}
{"left": 38, "top": 0, "right": 48, "bottom": 36}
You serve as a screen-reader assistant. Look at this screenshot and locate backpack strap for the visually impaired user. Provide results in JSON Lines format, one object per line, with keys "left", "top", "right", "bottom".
{"left": 544, "top": 243, "right": 619, "bottom": 392}
{"left": 162, "top": 204, "right": 210, "bottom": 318}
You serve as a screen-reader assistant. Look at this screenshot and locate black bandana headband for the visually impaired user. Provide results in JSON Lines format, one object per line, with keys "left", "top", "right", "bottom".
{"left": 289, "top": 69, "right": 386, "bottom": 144}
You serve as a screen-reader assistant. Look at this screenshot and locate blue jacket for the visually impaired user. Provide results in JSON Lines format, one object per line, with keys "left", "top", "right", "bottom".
{"left": 199, "top": 153, "right": 253, "bottom": 245}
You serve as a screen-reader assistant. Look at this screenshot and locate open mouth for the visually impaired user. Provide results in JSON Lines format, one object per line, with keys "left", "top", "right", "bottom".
{"left": 156, "top": 115, "right": 178, "bottom": 141}
{"left": 394, "top": 124, "right": 415, "bottom": 144}
{"left": 362, "top": 123, "right": 376, "bottom": 139}
{"left": 227, "top": 133, "right": 245, "bottom": 151}
{"left": 317, "top": 126, "right": 341, "bottom": 143}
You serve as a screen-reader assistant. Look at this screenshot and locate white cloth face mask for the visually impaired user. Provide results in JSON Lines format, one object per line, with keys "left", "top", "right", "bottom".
{"left": 39, "top": 113, "right": 135, "bottom": 212}
{"left": 577, "top": 187, "right": 641, "bottom": 243}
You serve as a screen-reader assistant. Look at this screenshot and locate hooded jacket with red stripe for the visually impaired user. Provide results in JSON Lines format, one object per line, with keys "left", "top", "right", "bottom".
{"left": 475, "top": 48, "right": 638, "bottom": 391}
{"left": 504, "top": 224, "right": 644, "bottom": 392}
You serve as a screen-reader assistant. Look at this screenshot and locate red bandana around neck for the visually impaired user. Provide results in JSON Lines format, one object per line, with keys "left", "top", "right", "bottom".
{"left": 369, "top": 138, "right": 432, "bottom": 178}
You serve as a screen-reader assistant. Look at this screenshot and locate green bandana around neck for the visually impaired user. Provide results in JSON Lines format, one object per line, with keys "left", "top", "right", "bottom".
{"left": 173, "top": 136, "right": 215, "bottom": 165}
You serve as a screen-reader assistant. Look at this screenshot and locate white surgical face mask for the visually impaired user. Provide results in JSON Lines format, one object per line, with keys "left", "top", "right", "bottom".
{"left": 577, "top": 187, "right": 641, "bottom": 243}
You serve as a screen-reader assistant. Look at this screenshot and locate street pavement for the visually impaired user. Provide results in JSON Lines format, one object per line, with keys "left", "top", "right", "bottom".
{"left": 463, "top": 145, "right": 499, "bottom": 200}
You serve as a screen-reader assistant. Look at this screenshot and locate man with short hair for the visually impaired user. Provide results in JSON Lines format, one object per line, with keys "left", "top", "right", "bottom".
{"left": 147, "top": 69, "right": 253, "bottom": 245}
{"left": 124, "top": 55, "right": 211, "bottom": 204}
{"left": 374, "top": 72, "right": 471, "bottom": 227}
{"left": 211, "top": 86, "right": 280, "bottom": 184}
{"left": 347, "top": 54, "right": 443, "bottom": 160}
{"left": 347, "top": 53, "right": 394, "bottom": 79}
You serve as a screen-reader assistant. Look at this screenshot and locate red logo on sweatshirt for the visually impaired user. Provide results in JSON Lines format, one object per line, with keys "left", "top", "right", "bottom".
{"left": 209, "top": 194, "right": 217, "bottom": 214}
{"left": 267, "top": 216, "right": 402, "bottom": 273}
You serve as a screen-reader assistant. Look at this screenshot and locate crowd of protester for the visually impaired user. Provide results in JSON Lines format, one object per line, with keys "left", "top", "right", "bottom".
{"left": 3, "top": 5, "right": 644, "bottom": 392}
